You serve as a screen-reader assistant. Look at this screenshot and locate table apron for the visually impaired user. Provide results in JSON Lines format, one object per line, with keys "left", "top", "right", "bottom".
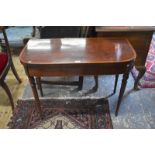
{"left": 25, "top": 63, "right": 130, "bottom": 77}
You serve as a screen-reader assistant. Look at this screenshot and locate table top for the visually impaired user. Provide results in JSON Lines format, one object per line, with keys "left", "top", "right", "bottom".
{"left": 20, "top": 38, "right": 136, "bottom": 65}
{"left": 96, "top": 26, "right": 155, "bottom": 32}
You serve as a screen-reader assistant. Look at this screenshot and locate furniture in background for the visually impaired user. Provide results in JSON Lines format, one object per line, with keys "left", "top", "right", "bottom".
{"left": 0, "top": 27, "right": 21, "bottom": 110}
{"left": 20, "top": 38, "right": 136, "bottom": 116}
{"left": 40, "top": 26, "right": 81, "bottom": 38}
{"left": 95, "top": 26, "right": 155, "bottom": 89}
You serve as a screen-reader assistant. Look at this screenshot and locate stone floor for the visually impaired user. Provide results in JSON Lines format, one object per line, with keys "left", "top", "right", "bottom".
{"left": 22, "top": 74, "right": 155, "bottom": 129}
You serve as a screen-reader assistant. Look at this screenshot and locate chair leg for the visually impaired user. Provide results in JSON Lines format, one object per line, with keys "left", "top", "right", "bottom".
{"left": 1, "top": 81, "right": 14, "bottom": 110}
{"left": 36, "top": 77, "right": 44, "bottom": 97}
{"left": 113, "top": 74, "right": 119, "bottom": 94}
{"left": 11, "top": 62, "right": 22, "bottom": 83}
{"left": 78, "top": 76, "right": 84, "bottom": 90}
{"left": 134, "top": 66, "right": 146, "bottom": 90}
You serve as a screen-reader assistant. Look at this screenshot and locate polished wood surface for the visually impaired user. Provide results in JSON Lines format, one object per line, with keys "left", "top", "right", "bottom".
{"left": 20, "top": 38, "right": 136, "bottom": 65}
{"left": 20, "top": 38, "right": 136, "bottom": 116}
{"left": 96, "top": 26, "right": 155, "bottom": 32}
{"left": 37, "top": 26, "right": 86, "bottom": 93}
{"left": 95, "top": 26, "right": 154, "bottom": 66}
{"left": 95, "top": 26, "right": 155, "bottom": 89}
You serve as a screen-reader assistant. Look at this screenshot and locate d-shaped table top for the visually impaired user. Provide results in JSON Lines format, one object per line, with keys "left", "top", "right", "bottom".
{"left": 19, "top": 37, "right": 137, "bottom": 116}
{"left": 20, "top": 38, "right": 136, "bottom": 65}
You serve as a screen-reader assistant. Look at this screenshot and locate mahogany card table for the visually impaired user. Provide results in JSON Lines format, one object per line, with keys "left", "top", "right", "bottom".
{"left": 20, "top": 38, "right": 136, "bottom": 117}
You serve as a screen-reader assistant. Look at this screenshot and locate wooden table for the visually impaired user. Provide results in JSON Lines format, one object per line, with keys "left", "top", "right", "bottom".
{"left": 20, "top": 38, "right": 136, "bottom": 116}
{"left": 95, "top": 26, "right": 155, "bottom": 89}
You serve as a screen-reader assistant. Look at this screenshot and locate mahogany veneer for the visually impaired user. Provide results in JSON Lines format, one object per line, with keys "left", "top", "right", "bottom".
{"left": 95, "top": 26, "right": 155, "bottom": 89}
{"left": 20, "top": 38, "right": 136, "bottom": 116}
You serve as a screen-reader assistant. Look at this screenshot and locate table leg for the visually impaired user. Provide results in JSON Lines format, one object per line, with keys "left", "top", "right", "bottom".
{"left": 113, "top": 74, "right": 119, "bottom": 94}
{"left": 28, "top": 76, "right": 43, "bottom": 118}
{"left": 78, "top": 76, "right": 84, "bottom": 90}
{"left": 115, "top": 68, "right": 130, "bottom": 116}
{"left": 36, "top": 77, "right": 44, "bottom": 97}
{"left": 93, "top": 76, "right": 98, "bottom": 91}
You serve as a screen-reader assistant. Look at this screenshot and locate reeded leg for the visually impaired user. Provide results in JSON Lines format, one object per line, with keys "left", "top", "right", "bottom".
{"left": 115, "top": 71, "right": 130, "bottom": 116}
{"left": 113, "top": 74, "right": 119, "bottom": 94}
{"left": 11, "top": 62, "right": 22, "bottom": 83}
{"left": 36, "top": 77, "right": 44, "bottom": 97}
{"left": 134, "top": 66, "right": 146, "bottom": 90}
{"left": 78, "top": 76, "right": 84, "bottom": 90}
{"left": 28, "top": 76, "right": 43, "bottom": 118}
{"left": 1, "top": 81, "right": 14, "bottom": 111}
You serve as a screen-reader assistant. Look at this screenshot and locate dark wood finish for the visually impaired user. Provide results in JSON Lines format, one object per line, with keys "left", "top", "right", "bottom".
{"left": 96, "top": 26, "right": 155, "bottom": 32}
{"left": 93, "top": 76, "right": 98, "bottom": 91}
{"left": 95, "top": 26, "right": 155, "bottom": 89}
{"left": 20, "top": 38, "right": 136, "bottom": 116}
{"left": 113, "top": 74, "right": 119, "bottom": 94}
{"left": 0, "top": 27, "right": 22, "bottom": 110}
{"left": 20, "top": 38, "right": 136, "bottom": 66}
{"left": 35, "top": 26, "right": 88, "bottom": 95}
{"left": 27, "top": 74, "right": 43, "bottom": 118}
{"left": 78, "top": 76, "right": 84, "bottom": 90}
{"left": 115, "top": 61, "right": 134, "bottom": 116}
{"left": 36, "top": 77, "right": 43, "bottom": 97}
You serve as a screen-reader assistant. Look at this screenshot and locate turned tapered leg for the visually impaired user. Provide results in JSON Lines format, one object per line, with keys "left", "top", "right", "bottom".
{"left": 36, "top": 77, "right": 40, "bottom": 90}
{"left": 113, "top": 74, "right": 119, "bottom": 94}
{"left": 115, "top": 72, "right": 130, "bottom": 116}
{"left": 1, "top": 81, "right": 14, "bottom": 110}
{"left": 78, "top": 76, "right": 84, "bottom": 90}
{"left": 36, "top": 77, "right": 44, "bottom": 97}
{"left": 11, "top": 62, "right": 22, "bottom": 83}
{"left": 28, "top": 76, "right": 43, "bottom": 118}
{"left": 134, "top": 66, "right": 146, "bottom": 90}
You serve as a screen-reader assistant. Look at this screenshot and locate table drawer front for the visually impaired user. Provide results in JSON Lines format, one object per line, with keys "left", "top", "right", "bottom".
{"left": 27, "top": 63, "right": 129, "bottom": 77}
